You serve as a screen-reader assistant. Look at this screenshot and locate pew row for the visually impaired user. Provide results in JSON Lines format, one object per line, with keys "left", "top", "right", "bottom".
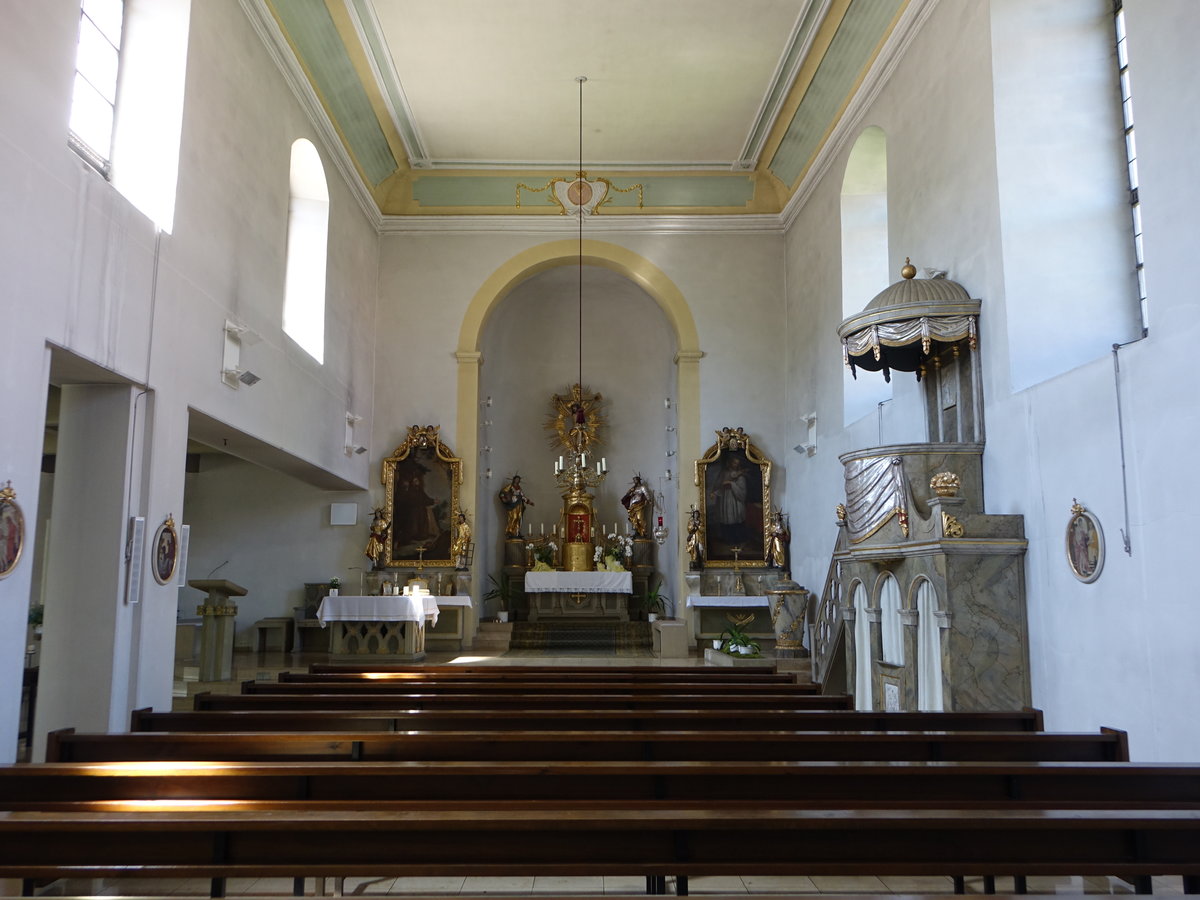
{"left": 0, "top": 805, "right": 1196, "bottom": 895}
{"left": 131, "top": 707, "right": 1045, "bottom": 734}
{"left": 45, "top": 727, "right": 1131, "bottom": 763}
{"left": 2, "top": 759, "right": 1195, "bottom": 806}
{"left": 237, "top": 679, "right": 820, "bottom": 696}
{"left": 279, "top": 671, "right": 803, "bottom": 686}
{"left": 192, "top": 691, "right": 854, "bottom": 711}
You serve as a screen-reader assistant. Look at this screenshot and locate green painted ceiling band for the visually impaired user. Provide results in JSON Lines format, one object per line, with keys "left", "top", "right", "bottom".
{"left": 348, "top": 0, "right": 424, "bottom": 161}
{"left": 272, "top": 0, "right": 398, "bottom": 185}
{"left": 412, "top": 175, "right": 756, "bottom": 209}
{"left": 769, "top": 0, "right": 903, "bottom": 186}
{"left": 744, "top": 2, "right": 827, "bottom": 156}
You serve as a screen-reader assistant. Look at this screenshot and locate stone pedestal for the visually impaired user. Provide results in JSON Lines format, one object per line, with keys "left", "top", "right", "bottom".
{"left": 188, "top": 579, "right": 246, "bottom": 682}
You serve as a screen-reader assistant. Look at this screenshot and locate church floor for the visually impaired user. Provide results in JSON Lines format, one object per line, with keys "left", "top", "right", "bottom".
{"left": 124, "top": 650, "right": 1184, "bottom": 896}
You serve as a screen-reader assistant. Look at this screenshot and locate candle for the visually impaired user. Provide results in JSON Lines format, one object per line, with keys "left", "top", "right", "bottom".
{"left": 559, "top": 455, "right": 564, "bottom": 469}
{"left": 601, "top": 457, "right": 606, "bottom": 470}
{"left": 541, "top": 522, "right": 544, "bottom": 535}
{"left": 596, "top": 462, "right": 601, "bottom": 475}
{"left": 553, "top": 524, "right": 557, "bottom": 536}
{"left": 581, "top": 453, "right": 587, "bottom": 468}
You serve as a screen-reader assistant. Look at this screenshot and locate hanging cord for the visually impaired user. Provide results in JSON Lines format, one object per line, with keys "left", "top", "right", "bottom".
{"left": 1111, "top": 340, "right": 1138, "bottom": 555}
{"left": 576, "top": 75, "right": 586, "bottom": 390}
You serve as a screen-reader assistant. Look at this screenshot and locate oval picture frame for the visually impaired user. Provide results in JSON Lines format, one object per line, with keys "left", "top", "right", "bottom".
{"left": 0, "top": 482, "right": 26, "bottom": 580}
{"left": 152, "top": 514, "right": 180, "bottom": 585}
{"left": 1065, "top": 502, "right": 1104, "bottom": 584}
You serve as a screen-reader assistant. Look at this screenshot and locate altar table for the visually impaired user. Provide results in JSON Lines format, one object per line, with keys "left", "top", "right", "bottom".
{"left": 524, "top": 571, "right": 632, "bottom": 621}
{"left": 316, "top": 594, "right": 440, "bottom": 659}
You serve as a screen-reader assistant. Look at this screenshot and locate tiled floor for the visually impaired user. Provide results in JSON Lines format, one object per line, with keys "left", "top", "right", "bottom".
{"left": 128, "top": 650, "right": 1167, "bottom": 896}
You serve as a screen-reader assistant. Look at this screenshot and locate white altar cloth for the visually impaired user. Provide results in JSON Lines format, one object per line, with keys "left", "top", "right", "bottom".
{"left": 317, "top": 594, "right": 440, "bottom": 627}
{"left": 433, "top": 595, "right": 472, "bottom": 608}
{"left": 524, "top": 571, "right": 633, "bottom": 593}
{"left": 686, "top": 594, "right": 770, "bottom": 608}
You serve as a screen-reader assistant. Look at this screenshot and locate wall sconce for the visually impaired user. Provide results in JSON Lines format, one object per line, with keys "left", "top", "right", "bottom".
{"left": 222, "top": 366, "right": 261, "bottom": 388}
{"left": 794, "top": 411, "right": 817, "bottom": 457}
{"left": 221, "top": 319, "right": 261, "bottom": 389}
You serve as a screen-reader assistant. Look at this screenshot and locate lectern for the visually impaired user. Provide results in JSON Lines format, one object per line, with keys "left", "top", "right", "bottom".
{"left": 188, "top": 579, "right": 246, "bottom": 681}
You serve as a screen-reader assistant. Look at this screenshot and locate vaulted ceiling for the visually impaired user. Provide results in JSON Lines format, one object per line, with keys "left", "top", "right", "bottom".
{"left": 248, "top": 0, "right": 914, "bottom": 217}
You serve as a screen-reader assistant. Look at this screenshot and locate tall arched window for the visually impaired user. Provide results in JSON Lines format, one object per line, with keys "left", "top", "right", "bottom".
{"left": 851, "top": 582, "right": 873, "bottom": 711}
{"left": 879, "top": 573, "right": 902, "bottom": 665}
{"left": 283, "top": 139, "right": 329, "bottom": 364}
{"left": 915, "top": 580, "right": 944, "bottom": 712}
{"left": 840, "top": 126, "right": 891, "bottom": 424}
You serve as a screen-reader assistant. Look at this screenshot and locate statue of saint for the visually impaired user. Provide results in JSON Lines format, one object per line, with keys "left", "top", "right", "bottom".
{"left": 498, "top": 475, "right": 533, "bottom": 538}
{"left": 767, "top": 508, "right": 790, "bottom": 570}
{"left": 621, "top": 475, "right": 653, "bottom": 538}
{"left": 365, "top": 507, "right": 390, "bottom": 570}
{"left": 685, "top": 504, "right": 705, "bottom": 569}
{"left": 451, "top": 509, "right": 471, "bottom": 570}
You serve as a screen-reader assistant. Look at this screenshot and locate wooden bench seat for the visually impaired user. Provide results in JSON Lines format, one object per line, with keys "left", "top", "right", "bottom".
{"left": 282, "top": 670, "right": 802, "bottom": 685}
{"left": 0, "top": 804, "right": 1196, "bottom": 893}
{"left": 131, "top": 706, "right": 1045, "bottom": 734}
{"left": 2, "top": 759, "right": 1195, "bottom": 806}
{"left": 308, "top": 663, "right": 789, "bottom": 677}
{"left": 45, "top": 727, "right": 1130, "bottom": 763}
{"left": 239, "top": 679, "right": 820, "bottom": 696}
{"left": 192, "top": 690, "right": 854, "bottom": 711}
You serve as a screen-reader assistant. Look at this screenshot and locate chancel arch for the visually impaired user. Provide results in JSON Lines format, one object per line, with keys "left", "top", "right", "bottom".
{"left": 455, "top": 240, "right": 702, "bottom": 620}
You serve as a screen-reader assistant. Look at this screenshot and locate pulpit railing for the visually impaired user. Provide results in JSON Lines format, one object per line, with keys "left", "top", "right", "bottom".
{"left": 811, "top": 532, "right": 845, "bottom": 687}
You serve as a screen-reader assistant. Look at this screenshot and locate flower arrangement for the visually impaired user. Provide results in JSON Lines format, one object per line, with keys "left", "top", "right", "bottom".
{"left": 594, "top": 533, "right": 633, "bottom": 571}
{"left": 527, "top": 540, "right": 558, "bottom": 571}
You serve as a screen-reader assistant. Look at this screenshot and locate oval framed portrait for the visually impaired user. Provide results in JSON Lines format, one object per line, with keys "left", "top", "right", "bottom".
{"left": 0, "top": 482, "right": 25, "bottom": 580}
{"left": 1065, "top": 502, "right": 1104, "bottom": 584}
{"left": 152, "top": 514, "right": 180, "bottom": 585}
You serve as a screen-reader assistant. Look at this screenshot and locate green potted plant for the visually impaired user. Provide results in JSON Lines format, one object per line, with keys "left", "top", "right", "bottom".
{"left": 638, "top": 579, "right": 671, "bottom": 622}
{"left": 483, "top": 573, "right": 514, "bottom": 623}
{"left": 328, "top": 577, "right": 341, "bottom": 597}
{"left": 719, "top": 623, "right": 761, "bottom": 656}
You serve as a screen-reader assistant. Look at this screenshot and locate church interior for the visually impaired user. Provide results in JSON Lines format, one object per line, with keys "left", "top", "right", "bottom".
{"left": 2, "top": 0, "right": 1200, "bottom": 892}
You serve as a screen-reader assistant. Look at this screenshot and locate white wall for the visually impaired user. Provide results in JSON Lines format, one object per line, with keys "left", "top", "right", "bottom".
{"left": 0, "top": 0, "right": 378, "bottom": 760}
{"left": 784, "top": 0, "right": 1200, "bottom": 760}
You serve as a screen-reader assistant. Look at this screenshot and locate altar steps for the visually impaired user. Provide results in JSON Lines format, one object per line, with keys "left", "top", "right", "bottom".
{"left": 508, "top": 620, "right": 652, "bottom": 654}
{"left": 473, "top": 621, "right": 513, "bottom": 654}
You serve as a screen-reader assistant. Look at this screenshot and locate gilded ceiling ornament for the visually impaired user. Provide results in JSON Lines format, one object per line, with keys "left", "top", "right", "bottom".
{"left": 516, "top": 172, "right": 643, "bottom": 215}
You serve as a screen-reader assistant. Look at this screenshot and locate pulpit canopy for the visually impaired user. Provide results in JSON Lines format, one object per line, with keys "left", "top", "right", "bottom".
{"left": 837, "top": 259, "right": 980, "bottom": 382}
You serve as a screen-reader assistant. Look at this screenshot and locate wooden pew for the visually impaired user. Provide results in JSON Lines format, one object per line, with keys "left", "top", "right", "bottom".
{"left": 282, "top": 670, "right": 803, "bottom": 685}
{"left": 238, "top": 679, "right": 820, "bottom": 696}
{"left": 45, "top": 727, "right": 1131, "bottom": 763}
{"left": 192, "top": 690, "right": 854, "bottom": 711}
{"left": 0, "top": 804, "right": 1196, "bottom": 896}
{"left": 131, "top": 706, "right": 1046, "bottom": 734}
{"left": 2, "top": 758, "right": 1195, "bottom": 806}
{"left": 309, "top": 663, "right": 789, "bottom": 677}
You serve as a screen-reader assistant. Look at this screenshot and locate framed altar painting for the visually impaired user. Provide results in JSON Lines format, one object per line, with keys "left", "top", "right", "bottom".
{"left": 1066, "top": 500, "right": 1104, "bottom": 584}
{"left": 152, "top": 514, "right": 180, "bottom": 585}
{"left": 695, "top": 427, "right": 772, "bottom": 566}
{"left": 0, "top": 481, "right": 25, "bottom": 580}
{"left": 382, "top": 425, "right": 462, "bottom": 568}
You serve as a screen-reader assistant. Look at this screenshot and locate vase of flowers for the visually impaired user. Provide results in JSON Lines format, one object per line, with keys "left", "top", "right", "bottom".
{"left": 527, "top": 540, "right": 558, "bottom": 571}
{"left": 594, "top": 533, "right": 633, "bottom": 571}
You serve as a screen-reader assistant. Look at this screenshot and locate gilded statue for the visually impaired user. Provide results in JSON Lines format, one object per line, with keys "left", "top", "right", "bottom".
{"left": 548, "top": 383, "right": 604, "bottom": 455}
{"left": 621, "top": 474, "right": 653, "bottom": 539}
{"left": 451, "top": 509, "right": 471, "bottom": 570}
{"left": 498, "top": 475, "right": 534, "bottom": 538}
{"left": 685, "top": 504, "right": 705, "bottom": 569}
{"left": 365, "top": 507, "right": 390, "bottom": 570}
{"left": 766, "top": 508, "right": 790, "bottom": 570}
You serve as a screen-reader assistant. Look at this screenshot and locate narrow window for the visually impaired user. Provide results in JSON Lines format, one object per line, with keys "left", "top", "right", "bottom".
{"left": 1115, "top": 3, "right": 1148, "bottom": 330}
{"left": 69, "top": 0, "right": 125, "bottom": 176}
{"left": 915, "top": 581, "right": 944, "bottom": 712}
{"left": 283, "top": 139, "right": 330, "bottom": 364}
{"left": 851, "top": 583, "right": 873, "bottom": 711}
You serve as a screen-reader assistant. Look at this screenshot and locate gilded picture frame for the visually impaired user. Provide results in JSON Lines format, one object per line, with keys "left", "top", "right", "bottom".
{"left": 382, "top": 425, "right": 462, "bottom": 568}
{"left": 694, "top": 427, "right": 772, "bottom": 566}
{"left": 152, "top": 514, "right": 180, "bottom": 585}
{"left": 1066, "top": 500, "right": 1104, "bottom": 584}
{"left": 0, "top": 481, "right": 26, "bottom": 580}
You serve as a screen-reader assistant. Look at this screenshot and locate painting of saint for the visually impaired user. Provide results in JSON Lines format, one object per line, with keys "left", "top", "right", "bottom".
{"left": 1066, "top": 506, "right": 1103, "bottom": 583}
{"left": 702, "top": 448, "right": 766, "bottom": 563}
{"left": 390, "top": 450, "right": 453, "bottom": 562}
{"left": 0, "top": 484, "right": 25, "bottom": 579}
{"left": 153, "top": 518, "right": 179, "bottom": 585}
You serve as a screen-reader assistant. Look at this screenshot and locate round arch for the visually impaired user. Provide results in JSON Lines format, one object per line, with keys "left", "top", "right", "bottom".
{"left": 453, "top": 239, "right": 704, "bottom": 603}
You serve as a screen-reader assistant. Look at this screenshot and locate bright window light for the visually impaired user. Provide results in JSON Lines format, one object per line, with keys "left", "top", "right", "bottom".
{"left": 283, "top": 139, "right": 330, "bottom": 364}
{"left": 69, "top": 0, "right": 125, "bottom": 175}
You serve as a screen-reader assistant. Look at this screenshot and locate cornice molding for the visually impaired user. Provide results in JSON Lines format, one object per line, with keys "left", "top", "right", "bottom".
{"left": 239, "top": 0, "right": 384, "bottom": 231}
{"left": 378, "top": 214, "right": 786, "bottom": 237}
{"left": 781, "top": 0, "right": 940, "bottom": 229}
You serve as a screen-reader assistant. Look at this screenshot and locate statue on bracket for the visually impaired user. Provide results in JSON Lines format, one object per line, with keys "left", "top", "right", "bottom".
{"left": 766, "top": 508, "right": 791, "bottom": 570}
{"left": 685, "top": 504, "right": 705, "bottom": 570}
{"left": 451, "top": 509, "right": 472, "bottom": 571}
{"left": 621, "top": 474, "right": 653, "bottom": 538}
{"left": 364, "top": 507, "right": 390, "bottom": 571}
{"left": 498, "top": 475, "right": 534, "bottom": 538}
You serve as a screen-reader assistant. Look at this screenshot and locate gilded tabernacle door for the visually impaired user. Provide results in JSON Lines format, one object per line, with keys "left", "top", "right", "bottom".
{"left": 382, "top": 425, "right": 462, "bottom": 568}
{"left": 695, "top": 427, "right": 772, "bottom": 567}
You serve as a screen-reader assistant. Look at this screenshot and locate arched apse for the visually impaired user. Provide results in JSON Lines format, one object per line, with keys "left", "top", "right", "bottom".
{"left": 455, "top": 240, "right": 703, "bottom": 612}
{"left": 840, "top": 126, "right": 891, "bottom": 424}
